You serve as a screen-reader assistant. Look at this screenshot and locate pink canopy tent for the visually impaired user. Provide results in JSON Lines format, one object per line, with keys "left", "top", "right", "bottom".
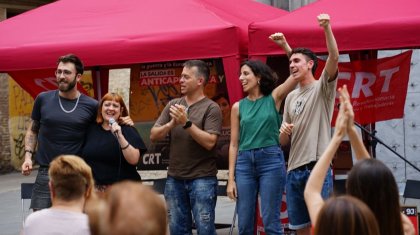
{"left": 0, "top": 0, "right": 287, "bottom": 103}
{"left": 249, "top": 0, "right": 420, "bottom": 59}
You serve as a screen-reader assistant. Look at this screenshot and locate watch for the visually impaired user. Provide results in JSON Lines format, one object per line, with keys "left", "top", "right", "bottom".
{"left": 183, "top": 120, "right": 192, "bottom": 129}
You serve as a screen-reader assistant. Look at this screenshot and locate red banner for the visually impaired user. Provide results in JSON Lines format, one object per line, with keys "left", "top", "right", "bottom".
{"left": 9, "top": 69, "right": 92, "bottom": 99}
{"left": 317, "top": 50, "right": 412, "bottom": 125}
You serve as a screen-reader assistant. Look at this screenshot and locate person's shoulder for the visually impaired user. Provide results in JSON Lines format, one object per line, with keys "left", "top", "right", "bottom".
{"left": 24, "top": 208, "right": 50, "bottom": 224}
{"left": 205, "top": 97, "right": 219, "bottom": 106}
{"left": 79, "top": 94, "right": 98, "bottom": 111}
{"left": 319, "top": 69, "right": 337, "bottom": 83}
{"left": 80, "top": 93, "right": 98, "bottom": 103}
{"left": 43, "top": 90, "right": 56, "bottom": 95}
{"left": 204, "top": 98, "right": 222, "bottom": 111}
{"left": 87, "top": 122, "right": 100, "bottom": 130}
{"left": 121, "top": 124, "right": 138, "bottom": 132}
{"left": 231, "top": 101, "right": 239, "bottom": 112}
{"left": 36, "top": 90, "right": 55, "bottom": 99}
{"left": 161, "top": 97, "right": 182, "bottom": 107}
{"left": 286, "top": 88, "right": 299, "bottom": 97}
{"left": 170, "top": 97, "right": 183, "bottom": 104}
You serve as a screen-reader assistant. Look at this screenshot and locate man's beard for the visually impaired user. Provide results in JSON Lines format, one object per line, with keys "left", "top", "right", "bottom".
{"left": 58, "top": 76, "right": 77, "bottom": 92}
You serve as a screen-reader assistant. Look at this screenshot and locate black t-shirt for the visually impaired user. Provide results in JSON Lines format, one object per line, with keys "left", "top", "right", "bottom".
{"left": 81, "top": 124, "right": 147, "bottom": 185}
{"left": 31, "top": 90, "right": 98, "bottom": 165}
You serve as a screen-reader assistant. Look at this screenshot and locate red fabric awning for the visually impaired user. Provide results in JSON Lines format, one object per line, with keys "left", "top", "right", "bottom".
{"left": 0, "top": 0, "right": 238, "bottom": 71}
{"left": 0, "top": 0, "right": 287, "bottom": 103}
{"left": 249, "top": 0, "right": 420, "bottom": 57}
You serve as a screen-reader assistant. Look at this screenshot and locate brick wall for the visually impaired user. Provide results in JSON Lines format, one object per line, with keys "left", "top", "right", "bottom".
{"left": 0, "top": 74, "right": 13, "bottom": 173}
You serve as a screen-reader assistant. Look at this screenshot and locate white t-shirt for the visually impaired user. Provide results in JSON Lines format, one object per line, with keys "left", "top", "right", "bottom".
{"left": 22, "top": 208, "right": 90, "bottom": 235}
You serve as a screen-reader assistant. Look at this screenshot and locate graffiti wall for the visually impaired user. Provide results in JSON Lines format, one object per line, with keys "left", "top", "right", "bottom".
{"left": 9, "top": 77, "right": 34, "bottom": 169}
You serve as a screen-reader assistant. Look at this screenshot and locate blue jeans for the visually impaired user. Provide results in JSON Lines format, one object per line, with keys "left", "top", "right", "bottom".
{"left": 235, "top": 145, "right": 286, "bottom": 235}
{"left": 164, "top": 176, "right": 217, "bottom": 235}
{"left": 286, "top": 166, "right": 333, "bottom": 230}
{"left": 30, "top": 167, "right": 52, "bottom": 209}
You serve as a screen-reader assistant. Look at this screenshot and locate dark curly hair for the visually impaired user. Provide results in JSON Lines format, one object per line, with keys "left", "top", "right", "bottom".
{"left": 241, "top": 60, "right": 277, "bottom": 96}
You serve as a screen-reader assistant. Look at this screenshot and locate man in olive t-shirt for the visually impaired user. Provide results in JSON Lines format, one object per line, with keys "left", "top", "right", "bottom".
{"left": 150, "top": 60, "right": 222, "bottom": 235}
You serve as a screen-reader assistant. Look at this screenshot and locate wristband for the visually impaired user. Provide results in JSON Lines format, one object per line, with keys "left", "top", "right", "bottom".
{"left": 183, "top": 120, "right": 192, "bottom": 129}
{"left": 25, "top": 149, "right": 33, "bottom": 155}
{"left": 121, "top": 143, "right": 130, "bottom": 150}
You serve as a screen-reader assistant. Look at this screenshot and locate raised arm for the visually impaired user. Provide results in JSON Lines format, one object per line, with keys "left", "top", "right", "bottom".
{"left": 271, "top": 75, "right": 298, "bottom": 110}
{"left": 227, "top": 102, "right": 240, "bottom": 200}
{"left": 304, "top": 87, "right": 349, "bottom": 224}
{"left": 318, "top": 14, "right": 339, "bottom": 80}
{"left": 269, "top": 32, "right": 292, "bottom": 57}
{"left": 340, "top": 85, "right": 370, "bottom": 160}
{"left": 22, "top": 119, "right": 39, "bottom": 176}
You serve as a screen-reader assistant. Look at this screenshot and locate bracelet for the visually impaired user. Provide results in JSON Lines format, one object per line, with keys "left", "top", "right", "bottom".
{"left": 121, "top": 143, "right": 130, "bottom": 150}
{"left": 25, "top": 149, "right": 33, "bottom": 155}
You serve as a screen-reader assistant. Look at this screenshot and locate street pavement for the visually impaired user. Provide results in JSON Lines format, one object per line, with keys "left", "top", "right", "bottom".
{"left": 0, "top": 170, "right": 238, "bottom": 235}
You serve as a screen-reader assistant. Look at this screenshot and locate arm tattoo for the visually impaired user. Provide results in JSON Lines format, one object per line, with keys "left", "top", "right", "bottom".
{"left": 31, "top": 120, "right": 40, "bottom": 133}
{"left": 26, "top": 134, "right": 36, "bottom": 146}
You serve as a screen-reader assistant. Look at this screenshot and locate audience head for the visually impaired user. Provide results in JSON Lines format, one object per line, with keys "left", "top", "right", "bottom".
{"left": 87, "top": 181, "right": 167, "bottom": 235}
{"left": 346, "top": 158, "right": 404, "bottom": 235}
{"left": 290, "top": 48, "right": 318, "bottom": 76}
{"left": 315, "top": 195, "right": 380, "bottom": 235}
{"left": 48, "top": 155, "right": 94, "bottom": 201}
{"left": 240, "top": 60, "right": 277, "bottom": 96}
{"left": 96, "top": 92, "right": 129, "bottom": 124}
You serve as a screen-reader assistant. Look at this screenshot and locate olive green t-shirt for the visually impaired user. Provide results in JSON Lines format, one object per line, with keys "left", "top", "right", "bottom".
{"left": 154, "top": 97, "right": 222, "bottom": 179}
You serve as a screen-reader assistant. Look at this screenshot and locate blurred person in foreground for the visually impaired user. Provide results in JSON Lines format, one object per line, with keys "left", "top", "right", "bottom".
{"left": 86, "top": 181, "right": 167, "bottom": 235}
{"left": 22, "top": 155, "right": 95, "bottom": 235}
{"left": 304, "top": 85, "right": 415, "bottom": 235}
{"left": 304, "top": 86, "right": 380, "bottom": 235}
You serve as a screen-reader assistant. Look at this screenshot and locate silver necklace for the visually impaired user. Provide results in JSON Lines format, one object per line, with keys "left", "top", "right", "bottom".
{"left": 58, "top": 92, "right": 80, "bottom": 113}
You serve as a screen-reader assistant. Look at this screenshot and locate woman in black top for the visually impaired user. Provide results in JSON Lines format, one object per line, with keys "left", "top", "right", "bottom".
{"left": 82, "top": 92, "right": 147, "bottom": 192}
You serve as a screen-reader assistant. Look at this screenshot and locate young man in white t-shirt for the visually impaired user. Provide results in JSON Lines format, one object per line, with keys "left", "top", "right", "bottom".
{"left": 22, "top": 155, "right": 94, "bottom": 235}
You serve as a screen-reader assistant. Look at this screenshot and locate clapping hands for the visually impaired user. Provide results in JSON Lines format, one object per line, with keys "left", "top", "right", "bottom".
{"left": 334, "top": 85, "right": 354, "bottom": 138}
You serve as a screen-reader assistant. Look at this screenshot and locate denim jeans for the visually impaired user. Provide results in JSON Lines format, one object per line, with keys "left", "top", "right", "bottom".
{"left": 30, "top": 167, "right": 52, "bottom": 209}
{"left": 286, "top": 167, "right": 333, "bottom": 230}
{"left": 235, "top": 145, "right": 286, "bottom": 235}
{"left": 164, "top": 176, "right": 217, "bottom": 235}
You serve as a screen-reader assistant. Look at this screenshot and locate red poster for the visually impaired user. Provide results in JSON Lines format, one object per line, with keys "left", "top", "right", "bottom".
{"left": 9, "top": 69, "right": 93, "bottom": 99}
{"left": 317, "top": 50, "right": 412, "bottom": 125}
